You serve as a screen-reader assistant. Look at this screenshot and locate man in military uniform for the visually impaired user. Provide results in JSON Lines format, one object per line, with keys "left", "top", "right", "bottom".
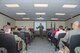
{"left": 37, "top": 23, "right": 44, "bottom": 39}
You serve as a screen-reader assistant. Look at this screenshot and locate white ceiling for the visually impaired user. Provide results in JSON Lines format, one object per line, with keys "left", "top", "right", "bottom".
{"left": 0, "top": 0, "right": 80, "bottom": 20}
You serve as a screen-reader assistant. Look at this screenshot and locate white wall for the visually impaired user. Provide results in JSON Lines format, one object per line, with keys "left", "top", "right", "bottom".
{"left": 16, "top": 21, "right": 65, "bottom": 29}
{"left": 0, "top": 13, "right": 66, "bottom": 29}
{"left": 46, "top": 21, "right": 51, "bottom": 28}
{"left": 16, "top": 21, "right": 34, "bottom": 28}
{"left": 52, "top": 21, "right": 65, "bottom": 28}
{"left": 66, "top": 15, "right": 80, "bottom": 28}
{"left": 0, "top": 14, "right": 16, "bottom": 29}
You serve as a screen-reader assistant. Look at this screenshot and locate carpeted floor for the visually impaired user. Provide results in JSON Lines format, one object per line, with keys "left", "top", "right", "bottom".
{"left": 27, "top": 37, "right": 56, "bottom": 53}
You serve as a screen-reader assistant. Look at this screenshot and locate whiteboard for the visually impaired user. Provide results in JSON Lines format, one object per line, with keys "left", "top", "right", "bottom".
{"left": 34, "top": 21, "right": 46, "bottom": 31}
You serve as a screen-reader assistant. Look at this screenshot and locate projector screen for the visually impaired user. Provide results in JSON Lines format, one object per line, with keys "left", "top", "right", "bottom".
{"left": 34, "top": 21, "right": 46, "bottom": 31}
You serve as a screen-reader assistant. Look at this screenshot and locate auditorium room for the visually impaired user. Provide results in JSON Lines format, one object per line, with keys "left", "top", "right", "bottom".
{"left": 0, "top": 0, "right": 80, "bottom": 53}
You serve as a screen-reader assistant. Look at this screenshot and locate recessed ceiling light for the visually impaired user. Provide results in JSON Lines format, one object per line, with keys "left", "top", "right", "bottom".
{"left": 34, "top": 4, "right": 48, "bottom": 7}
{"left": 51, "top": 18, "right": 58, "bottom": 20}
{"left": 22, "top": 18, "right": 30, "bottom": 19}
{"left": 5, "top": 4, "right": 19, "bottom": 7}
{"left": 55, "top": 13, "right": 65, "bottom": 15}
{"left": 35, "top": 13, "right": 46, "bottom": 15}
{"left": 63, "top": 4, "right": 77, "bottom": 8}
{"left": 37, "top": 17, "right": 44, "bottom": 20}
{"left": 16, "top": 13, "right": 26, "bottom": 15}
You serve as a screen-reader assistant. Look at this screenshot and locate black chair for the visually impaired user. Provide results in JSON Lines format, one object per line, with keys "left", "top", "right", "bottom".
{"left": 13, "top": 32, "right": 26, "bottom": 51}
{"left": 23, "top": 32, "right": 30, "bottom": 38}
{"left": 51, "top": 37, "right": 59, "bottom": 49}
{"left": 13, "top": 32, "right": 27, "bottom": 50}
{"left": 0, "top": 33, "right": 17, "bottom": 53}
{"left": 52, "top": 33, "right": 66, "bottom": 50}
{"left": 23, "top": 32, "right": 31, "bottom": 44}
{"left": 13, "top": 32, "right": 26, "bottom": 41}
{"left": 69, "top": 34, "right": 80, "bottom": 53}
{"left": 58, "top": 33, "right": 66, "bottom": 42}
{"left": 57, "top": 33, "right": 66, "bottom": 49}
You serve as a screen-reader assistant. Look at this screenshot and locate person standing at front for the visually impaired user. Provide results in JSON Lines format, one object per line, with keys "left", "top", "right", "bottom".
{"left": 37, "top": 23, "right": 44, "bottom": 39}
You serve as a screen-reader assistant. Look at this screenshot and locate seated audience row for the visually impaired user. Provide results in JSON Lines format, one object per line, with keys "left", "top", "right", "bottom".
{"left": 0, "top": 25, "right": 34, "bottom": 53}
{"left": 47, "top": 21, "right": 80, "bottom": 53}
{"left": 59, "top": 21, "right": 80, "bottom": 53}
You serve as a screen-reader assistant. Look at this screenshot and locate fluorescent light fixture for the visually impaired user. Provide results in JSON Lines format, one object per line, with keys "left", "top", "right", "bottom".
{"left": 55, "top": 13, "right": 65, "bottom": 15}
{"left": 37, "top": 17, "right": 44, "bottom": 20}
{"left": 16, "top": 13, "right": 26, "bottom": 15}
{"left": 5, "top": 4, "right": 19, "bottom": 7}
{"left": 35, "top": 13, "right": 46, "bottom": 15}
{"left": 63, "top": 4, "right": 77, "bottom": 8}
{"left": 22, "top": 18, "right": 30, "bottom": 19}
{"left": 51, "top": 18, "right": 58, "bottom": 20}
{"left": 34, "top": 4, "right": 48, "bottom": 7}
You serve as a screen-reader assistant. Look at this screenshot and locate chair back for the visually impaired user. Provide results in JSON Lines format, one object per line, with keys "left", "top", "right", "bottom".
{"left": 58, "top": 33, "right": 66, "bottom": 41}
{"left": 13, "top": 32, "right": 25, "bottom": 41}
{"left": 0, "top": 33, "right": 17, "bottom": 53}
{"left": 69, "top": 34, "right": 80, "bottom": 53}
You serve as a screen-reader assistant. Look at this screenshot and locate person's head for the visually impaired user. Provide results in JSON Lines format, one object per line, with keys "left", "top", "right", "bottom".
{"left": 14, "top": 26, "right": 18, "bottom": 30}
{"left": 72, "top": 21, "right": 80, "bottom": 30}
{"left": 7, "top": 22, "right": 11, "bottom": 26}
{"left": 58, "top": 25, "right": 63, "bottom": 30}
{"left": 3, "top": 25, "right": 11, "bottom": 34}
{"left": 40, "top": 23, "right": 42, "bottom": 25}
{"left": 64, "top": 26, "right": 68, "bottom": 31}
{"left": 25, "top": 26, "right": 29, "bottom": 31}
{"left": 21, "top": 26, "right": 24, "bottom": 29}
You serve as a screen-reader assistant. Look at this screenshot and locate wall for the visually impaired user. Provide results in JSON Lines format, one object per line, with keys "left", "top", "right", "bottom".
{"left": 53, "top": 21, "right": 65, "bottom": 28}
{"left": 46, "top": 21, "right": 51, "bottom": 28}
{"left": 0, "top": 14, "right": 16, "bottom": 29}
{"left": 0, "top": 13, "right": 66, "bottom": 29}
{"left": 16, "top": 21, "right": 65, "bottom": 29}
{"left": 16, "top": 21, "right": 34, "bottom": 28}
{"left": 65, "top": 15, "right": 80, "bottom": 28}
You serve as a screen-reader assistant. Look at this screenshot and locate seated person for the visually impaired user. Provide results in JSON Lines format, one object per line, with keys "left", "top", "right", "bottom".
{"left": 49, "top": 28, "right": 59, "bottom": 49}
{"left": 3, "top": 25, "right": 11, "bottom": 34}
{"left": 47, "top": 29, "right": 53, "bottom": 40}
{"left": 64, "top": 27, "right": 71, "bottom": 32}
{"left": 24, "top": 26, "right": 33, "bottom": 36}
{"left": 59, "top": 21, "right": 80, "bottom": 51}
{"left": 50, "top": 28, "right": 59, "bottom": 38}
{"left": 3, "top": 25, "right": 26, "bottom": 53}
{"left": 14, "top": 34, "right": 26, "bottom": 53}
{"left": 55, "top": 25, "right": 66, "bottom": 39}
{"left": 13, "top": 26, "right": 19, "bottom": 32}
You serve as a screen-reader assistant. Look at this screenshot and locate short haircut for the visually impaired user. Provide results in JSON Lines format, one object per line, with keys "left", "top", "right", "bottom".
{"left": 7, "top": 22, "right": 11, "bottom": 26}
{"left": 59, "top": 25, "right": 63, "bottom": 29}
{"left": 74, "top": 21, "right": 80, "bottom": 27}
{"left": 3, "top": 25, "right": 11, "bottom": 32}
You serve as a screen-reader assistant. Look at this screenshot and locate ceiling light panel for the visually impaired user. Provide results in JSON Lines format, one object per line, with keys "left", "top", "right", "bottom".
{"left": 34, "top": 4, "right": 48, "bottom": 7}
{"left": 51, "top": 18, "right": 58, "bottom": 20}
{"left": 35, "top": 13, "right": 46, "bottom": 15}
{"left": 55, "top": 13, "right": 65, "bottom": 15}
{"left": 63, "top": 4, "right": 77, "bottom": 8}
{"left": 22, "top": 18, "right": 30, "bottom": 19}
{"left": 16, "top": 13, "right": 26, "bottom": 15}
{"left": 37, "top": 18, "right": 44, "bottom": 20}
{"left": 5, "top": 4, "right": 19, "bottom": 7}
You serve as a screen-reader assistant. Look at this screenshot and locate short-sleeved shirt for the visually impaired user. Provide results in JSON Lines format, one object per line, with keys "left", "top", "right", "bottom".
{"left": 55, "top": 30, "right": 66, "bottom": 39}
